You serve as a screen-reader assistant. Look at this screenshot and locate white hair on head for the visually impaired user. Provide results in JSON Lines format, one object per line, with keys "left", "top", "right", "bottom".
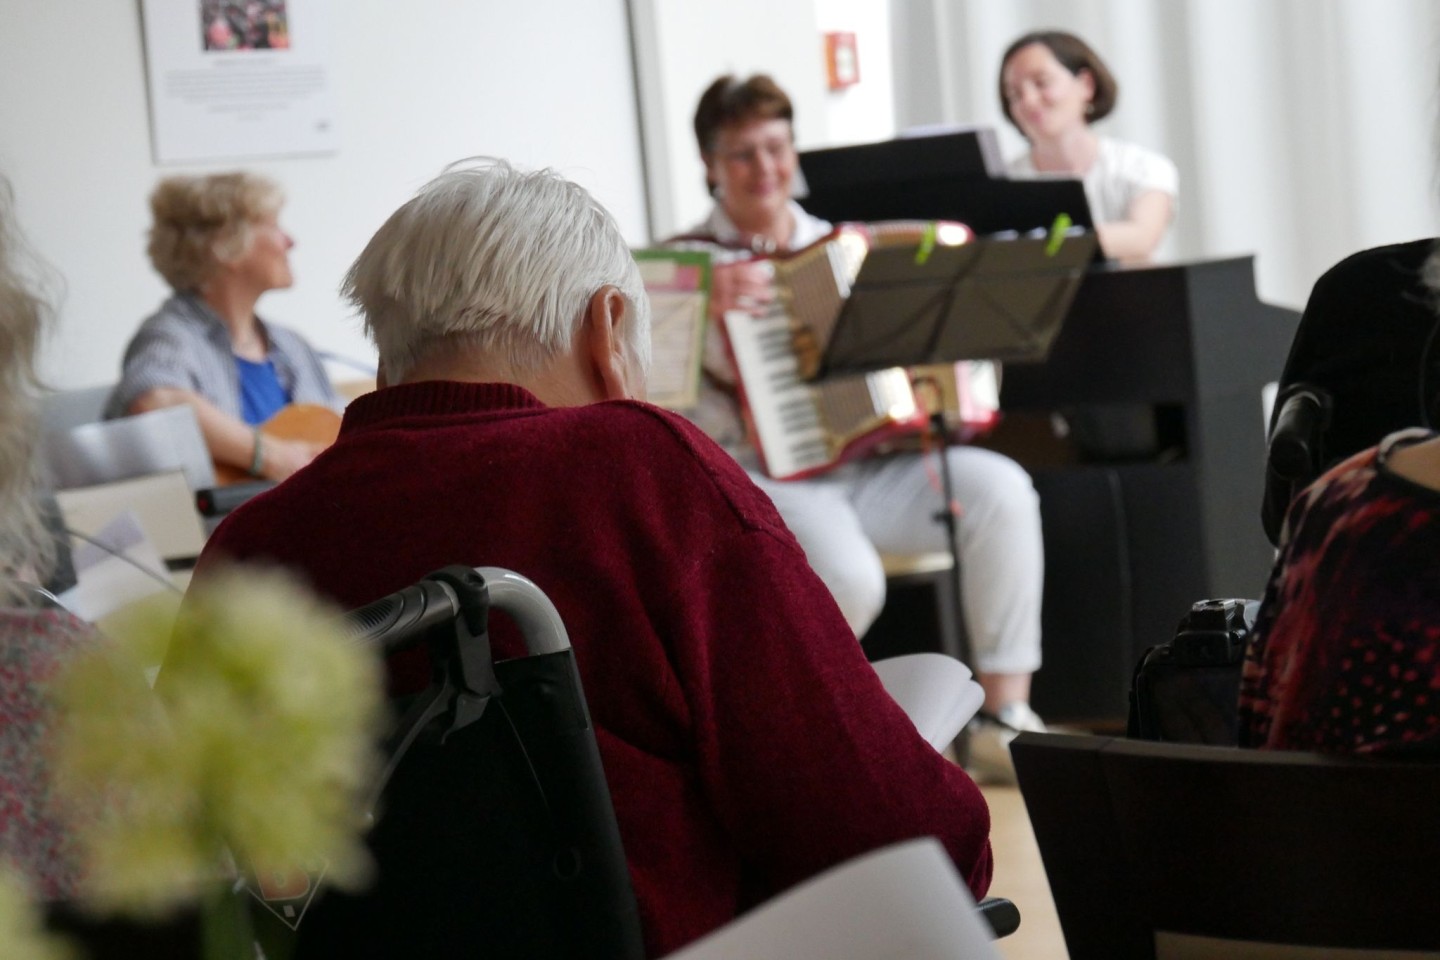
{"left": 342, "top": 158, "right": 650, "bottom": 381}
{"left": 0, "top": 179, "right": 54, "bottom": 603}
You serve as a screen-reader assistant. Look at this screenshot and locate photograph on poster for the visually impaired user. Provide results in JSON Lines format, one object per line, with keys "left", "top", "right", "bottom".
{"left": 142, "top": 0, "right": 335, "bottom": 163}
{"left": 201, "top": 1, "right": 291, "bottom": 51}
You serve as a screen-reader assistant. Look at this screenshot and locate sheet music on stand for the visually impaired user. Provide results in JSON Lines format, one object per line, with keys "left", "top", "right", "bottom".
{"left": 819, "top": 229, "right": 1099, "bottom": 378}
{"left": 632, "top": 249, "right": 712, "bottom": 411}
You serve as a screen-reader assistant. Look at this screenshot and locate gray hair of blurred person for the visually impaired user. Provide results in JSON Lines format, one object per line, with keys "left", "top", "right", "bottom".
{"left": 341, "top": 159, "right": 651, "bottom": 383}
{"left": 0, "top": 179, "right": 54, "bottom": 602}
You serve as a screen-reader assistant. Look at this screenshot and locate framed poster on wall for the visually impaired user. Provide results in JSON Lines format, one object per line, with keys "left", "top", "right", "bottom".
{"left": 140, "top": 0, "right": 338, "bottom": 163}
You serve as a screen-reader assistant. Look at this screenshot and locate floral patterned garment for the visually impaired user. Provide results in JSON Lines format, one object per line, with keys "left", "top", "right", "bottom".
{"left": 1238, "top": 429, "right": 1440, "bottom": 754}
{"left": 0, "top": 606, "right": 96, "bottom": 898}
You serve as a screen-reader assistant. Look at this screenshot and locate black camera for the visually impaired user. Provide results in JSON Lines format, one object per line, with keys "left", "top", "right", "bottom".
{"left": 1167, "top": 598, "right": 1257, "bottom": 666}
{"left": 1127, "top": 598, "right": 1259, "bottom": 744}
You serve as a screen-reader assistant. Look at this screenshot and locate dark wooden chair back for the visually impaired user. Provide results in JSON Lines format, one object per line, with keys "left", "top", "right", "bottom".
{"left": 1012, "top": 733, "right": 1440, "bottom": 959}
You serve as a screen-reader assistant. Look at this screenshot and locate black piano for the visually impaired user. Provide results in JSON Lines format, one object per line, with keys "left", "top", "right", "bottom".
{"left": 1001, "top": 257, "right": 1297, "bottom": 721}
{"left": 800, "top": 133, "right": 1300, "bottom": 723}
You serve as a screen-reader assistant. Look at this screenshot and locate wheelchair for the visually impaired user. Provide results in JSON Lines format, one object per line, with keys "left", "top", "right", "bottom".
{"left": 273, "top": 566, "right": 1021, "bottom": 957}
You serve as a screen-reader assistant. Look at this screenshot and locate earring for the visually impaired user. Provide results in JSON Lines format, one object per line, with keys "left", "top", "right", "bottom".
{"left": 1085, "top": 102, "right": 1096, "bottom": 117}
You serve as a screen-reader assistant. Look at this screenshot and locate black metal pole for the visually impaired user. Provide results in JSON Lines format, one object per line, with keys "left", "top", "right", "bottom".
{"left": 929, "top": 409, "right": 975, "bottom": 764}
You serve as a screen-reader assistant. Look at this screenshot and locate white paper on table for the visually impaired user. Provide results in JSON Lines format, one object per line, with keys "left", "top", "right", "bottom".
{"left": 54, "top": 471, "right": 205, "bottom": 564}
{"left": 57, "top": 511, "right": 180, "bottom": 624}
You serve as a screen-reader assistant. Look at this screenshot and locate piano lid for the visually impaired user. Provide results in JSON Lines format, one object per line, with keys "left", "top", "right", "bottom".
{"left": 1001, "top": 255, "right": 1299, "bottom": 409}
{"left": 797, "top": 130, "right": 1097, "bottom": 235}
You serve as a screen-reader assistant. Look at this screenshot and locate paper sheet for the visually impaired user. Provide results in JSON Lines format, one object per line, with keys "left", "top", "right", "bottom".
{"left": 634, "top": 250, "right": 711, "bottom": 411}
{"left": 57, "top": 511, "right": 182, "bottom": 625}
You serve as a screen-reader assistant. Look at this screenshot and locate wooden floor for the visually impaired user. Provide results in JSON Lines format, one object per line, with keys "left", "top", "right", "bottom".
{"left": 981, "top": 783, "right": 1070, "bottom": 960}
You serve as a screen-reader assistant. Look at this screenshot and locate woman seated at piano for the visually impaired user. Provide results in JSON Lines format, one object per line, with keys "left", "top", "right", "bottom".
{"left": 104, "top": 172, "right": 343, "bottom": 482}
{"left": 668, "top": 73, "right": 1050, "bottom": 780}
{"left": 1000, "top": 30, "right": 1178, "bottom": 264}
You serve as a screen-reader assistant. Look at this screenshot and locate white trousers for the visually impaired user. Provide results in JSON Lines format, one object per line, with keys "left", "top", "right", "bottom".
{"left": 750, "top": 446, "right": 1044, "bottom": 675}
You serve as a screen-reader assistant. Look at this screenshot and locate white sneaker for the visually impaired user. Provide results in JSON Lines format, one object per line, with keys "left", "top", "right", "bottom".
{"left": 996, "top": 701, "right": 1047, "bottom": 734}
{"left": 964, "top": 702, "right": 1047, "bottom": 785}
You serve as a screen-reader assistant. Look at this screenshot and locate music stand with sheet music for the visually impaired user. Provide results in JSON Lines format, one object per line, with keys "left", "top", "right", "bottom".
{"left": 820, "top": 233, "right": 1098, "bottom": 378}
{"left": 815, "top": 229, "right": 1098, "bottom": 692}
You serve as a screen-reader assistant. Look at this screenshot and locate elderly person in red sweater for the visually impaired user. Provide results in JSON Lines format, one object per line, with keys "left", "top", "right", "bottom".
{"left": 193, "top": 158, "right": 992, "bottom": 957}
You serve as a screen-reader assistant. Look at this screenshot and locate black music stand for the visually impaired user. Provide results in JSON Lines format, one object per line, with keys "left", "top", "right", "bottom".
{"left": 821, "top": 233, "right": 1099, "bottom": 378}
{"left": 818, "top": 231, "right": 1098, "bottom": 707}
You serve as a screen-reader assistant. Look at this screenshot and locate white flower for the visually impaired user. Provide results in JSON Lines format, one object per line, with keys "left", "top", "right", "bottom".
{"left": 50, "top": 565, "right": 386, "bottom": 918}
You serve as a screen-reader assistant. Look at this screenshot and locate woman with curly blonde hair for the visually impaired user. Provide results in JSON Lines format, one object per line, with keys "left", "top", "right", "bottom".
{"left": 104, "top": 172, "right": 343, "bottom": 481}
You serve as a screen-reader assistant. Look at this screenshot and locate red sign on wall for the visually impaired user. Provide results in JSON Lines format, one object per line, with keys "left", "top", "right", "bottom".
{"left": 825, "top": 32, "right": 860, "bottom": 90}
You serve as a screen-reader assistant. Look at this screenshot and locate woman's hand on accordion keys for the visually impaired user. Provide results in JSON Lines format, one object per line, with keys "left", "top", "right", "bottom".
{"left": 710, "top": 260, "right": 775, "bottom": 323}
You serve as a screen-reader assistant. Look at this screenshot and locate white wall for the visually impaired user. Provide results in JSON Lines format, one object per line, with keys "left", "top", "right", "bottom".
{"left": 14, "top": 0, "right": 1433, "bottom": 395}
{"left": 630, "top": 0, "right": 899, "bottom": 240}
{"left": 0, "top": 0, "right": 648, "bottom": 390}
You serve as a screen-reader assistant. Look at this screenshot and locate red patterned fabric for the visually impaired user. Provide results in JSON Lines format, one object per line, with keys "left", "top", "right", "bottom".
{"left": 1239, "top": 430, "right": 1440, "bottom": 754}
{"left": 0, "top": 606, "right": 96, "bottom": 897}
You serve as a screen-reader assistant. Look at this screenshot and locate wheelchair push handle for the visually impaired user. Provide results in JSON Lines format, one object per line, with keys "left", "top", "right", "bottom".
{"left": 346, "top": 566, "right": 571, "bottom": 658}
{"left": 1268, "top": 385, "right": 1331, "bottom": 482}
{"left": 475, "top": 566, "right": 571, "bottom": 655}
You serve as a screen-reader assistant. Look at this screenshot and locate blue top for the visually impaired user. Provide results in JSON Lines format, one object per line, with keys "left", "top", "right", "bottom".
{"left": 235, "top": 355, "right": 291, "bottom": 425}
{"left": 103, "top": 293, "right": 345, "bottom": 422}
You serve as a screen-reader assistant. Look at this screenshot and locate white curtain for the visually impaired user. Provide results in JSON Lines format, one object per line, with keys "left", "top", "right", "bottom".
{"left": 890, "top": 0, "right": 1440, "bottom": 310}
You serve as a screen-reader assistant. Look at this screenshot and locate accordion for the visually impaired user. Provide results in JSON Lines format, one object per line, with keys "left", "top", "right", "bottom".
{"left": 723, "top": 221, "right": 996, "bottom": 481}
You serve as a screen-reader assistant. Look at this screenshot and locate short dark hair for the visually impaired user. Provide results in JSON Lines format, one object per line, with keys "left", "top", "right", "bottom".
{"left": 998, "top": 30, "right": 1118, "bottom": 128}
{"left": 692, "top": 74, "right": 794, "bottom": 159}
